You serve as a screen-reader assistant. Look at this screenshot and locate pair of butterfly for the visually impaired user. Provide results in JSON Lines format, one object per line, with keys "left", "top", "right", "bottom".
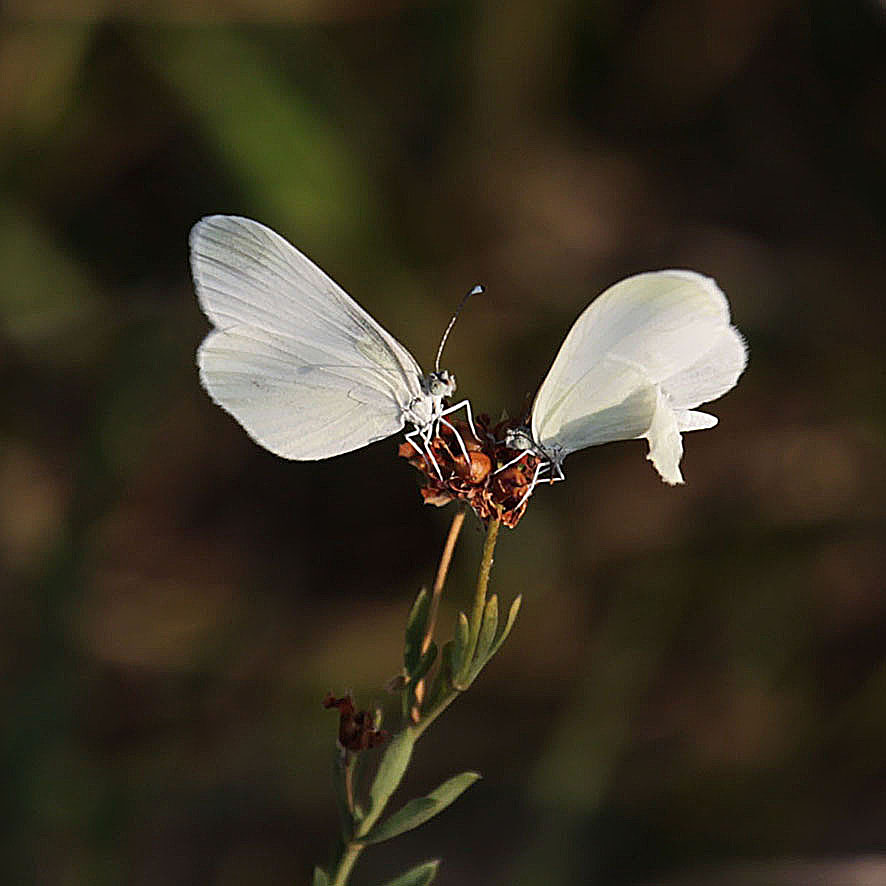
{"left": 191, "top": 215, "right": 747, "bottom": 504}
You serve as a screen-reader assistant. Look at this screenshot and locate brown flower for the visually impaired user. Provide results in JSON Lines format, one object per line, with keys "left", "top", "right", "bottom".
{"left": 323, "top": 692, "right": 388, "bottom": 751}
{"left": 398, "top": 415, "right": 543, "bottom": 528}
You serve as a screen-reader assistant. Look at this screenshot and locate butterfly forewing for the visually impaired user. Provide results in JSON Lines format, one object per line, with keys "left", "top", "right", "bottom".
{"left": 191, "top": 215, "right": 425, "bottom": 460}
{"left": 532, "top": 356, "right": 657, "bottom": 456}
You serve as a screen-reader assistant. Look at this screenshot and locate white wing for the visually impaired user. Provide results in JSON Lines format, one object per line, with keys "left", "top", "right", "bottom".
{"left": 532, "top": 271, "right": 742, "bottom": 465}
{"left": 644, "top": 323, "right": 747, "bottom": 483}
{"left": 191, "top": 215, "right": 425, "bottom": 460}
{"left": 664, "top": 324, "right": 748, "bottom": 427}
{"left": 533, "top": 356, "right": 658, "bottom": 455}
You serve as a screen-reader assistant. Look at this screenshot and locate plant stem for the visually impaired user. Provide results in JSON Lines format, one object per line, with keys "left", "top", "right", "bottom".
{"left": 343, "top": 752, "right": 355, "bottom": 818}
{"left": 457, "top": 516, "right": 501, "bottom": 687}
{"left": 325, "top": 515, "right": 503, "bottom": 885}
{"left": 409, "top": 686, "right": 458, "bottom": 741}
{"left": 425, "top": 506, "right": 467, "bottom": 652}
{"left": 415, "top": 516, "right": 501, "bottom": 734}
{"left": 412, "top": 506, "right": 466, "bottom": 719}
{"left": 329, "top": 841, "right": 362, "bottom": 886}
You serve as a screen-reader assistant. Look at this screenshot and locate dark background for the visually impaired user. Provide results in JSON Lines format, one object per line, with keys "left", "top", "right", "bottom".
{"left": 2, "top": 1, "right": 886, "bottom": 884}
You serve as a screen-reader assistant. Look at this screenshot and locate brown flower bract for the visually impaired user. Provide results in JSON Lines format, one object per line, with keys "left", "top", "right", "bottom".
{"left": 323, "top": 692, "right": 388, "bottom": 751}
{"left": 398, "top": 415, "right": 542, "bottom": 528}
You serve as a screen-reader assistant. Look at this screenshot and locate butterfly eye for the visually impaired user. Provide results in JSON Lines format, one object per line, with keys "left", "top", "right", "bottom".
{"left": 426, "top": 371, "right": 456, "bottom": 397}
{"left": 505, "top": 428, "right": 534, "bottom": 451}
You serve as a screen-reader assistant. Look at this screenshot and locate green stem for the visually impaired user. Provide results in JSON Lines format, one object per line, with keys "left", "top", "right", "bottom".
{"left": 323, "top": 516, "right": 503, "bottom": 885}
{"left": 456, "top": 517, "right": 501, "bottom": 688}
{"left": 328, "top": 841, "right": 362, "bottom": 886}
{"left": 410, "top": 689, "right": 457, "bottom": 741}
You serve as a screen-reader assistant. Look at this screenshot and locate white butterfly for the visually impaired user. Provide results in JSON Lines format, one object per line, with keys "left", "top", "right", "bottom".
{"left": 500, "top": 270, "right": 747, "bottom": 500}
{"left": 190, "top": 215, "right": 479, "bottom": 473}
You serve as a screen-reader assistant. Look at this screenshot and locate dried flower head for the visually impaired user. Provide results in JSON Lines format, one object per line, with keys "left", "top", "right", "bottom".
{"left": 323, "top": 692, "right": 388, "bottom": 751}
{"left": 398, "top": 415, "right": 543, "bottom": 528}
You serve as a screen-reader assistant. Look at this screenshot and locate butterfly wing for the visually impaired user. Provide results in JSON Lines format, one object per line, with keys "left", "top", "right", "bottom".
{"left": 642, "top": 323, "right": 748, "bottom": 484}
{"left": 191, "top": 215, "right": 424, "bottom": 460}
{"left": 664, "top": 324, "right": 748, "bottom": 428}
{"left": 531, "top": 271, "right": 736, "bottom": 458}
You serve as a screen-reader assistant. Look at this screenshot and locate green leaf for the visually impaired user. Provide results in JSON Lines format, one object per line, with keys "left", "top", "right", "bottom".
{"left": 487, "top": 595, "right": 522, "bottom": 661}
{"left": 411, "top": 642, "right": 437, "bottom": 684}
{"left": 404, "top": 588, "right": 430, "bottom": 676}
{"left": 424, "top": 641, "right": 453, "bottom": 711}
{"left": 404, "top": 642, "right": 438, "bottom": 716}
{"left": 363, "top": 771, "right": 481, "bottom": 845}
{"left": 312, "top": 866, "right": 330, "bottom": 886}
{"left": 380, "top": 859, "right": 440, "bottom": 886}
{"left": 363, "top": 798, "right": 436, "bottom": 844}
{"left": 331, "top": 749, "right": 353, "bottom": 840}
{"left": 470, "top": 594, "right": 499, "bottom": 678}
{"left": 451, "top": 612, "right": 470, "bottom": 679}
{"left": 351, "top": 750, "right": 369, "bottom": 825}
{"left": 363, "top": 729, "right": 416, "bottom": 829}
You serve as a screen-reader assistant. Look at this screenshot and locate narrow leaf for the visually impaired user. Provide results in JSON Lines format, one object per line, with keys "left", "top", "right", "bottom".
{"left": 331, "top": 749, "right": 352, "bottom": 840}
{"left": 404, "top": 588, "right": 430, "bottom": 676}
{"left": 312, "top": 867, "right": 330, "bottom": 886}
{"left": 471, "top": 594, "right": 499, "bottom": 676}
{"left": 451, "top": 612, "right": 470, "bottom": 679}
{"left": 351, "top": 750, "right": 368, "bottom": 825}
{"left": 363, "top": 771, "right": 481, "bottom": 845}
{"left": 411, "top": 641, "right": 437, "bottom": 684}
{"left": 487, "top": 594, "right": 522, "bottom": 661}
{"left": 405, "top": 642, "right": 438, "bottom": 716}
{"left": 426, "top": 770, "right": 482, "bottom": 806}
{"left": 363, "top": 798, "right": 437, "bottom": 844}
{"left": 363, "top": 729, "right": 416, "bottom": 827}
{"left": 424, "top": 641, "right": 453, "bottom": 711}
{"left": 380, "top": 859, "right": 440, "bottom": 886}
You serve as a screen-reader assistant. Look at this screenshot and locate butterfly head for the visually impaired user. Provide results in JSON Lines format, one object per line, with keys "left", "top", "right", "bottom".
{"left": 423, "top": 369, "right": 457, "bottom": 398}
{"left": 504, "top": 426, "right": 535, "bottom": 452}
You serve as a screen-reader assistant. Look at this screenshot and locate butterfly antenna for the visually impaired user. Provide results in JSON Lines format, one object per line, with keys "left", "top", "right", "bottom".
{"left": 435, "top": 284, "right": 484, "bottom": 371}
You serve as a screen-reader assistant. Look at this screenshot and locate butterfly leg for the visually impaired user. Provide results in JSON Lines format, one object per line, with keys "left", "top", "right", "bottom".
{"left": 515, "top": 459, "right": 548, "bottom": 509}
{"left": 536, "top": 457, "right": 566, "bottom": 485}
{"left": 419, "top": 423, "right": 448, "bottom": 481}
{"left": 423, "top": 441, "right": 444, "bottom": 481}
{"left": 405, "top": 426, "right": 444, "bottom": 481}
{"left": 403, "top": 427, "right": 423, "bottom": 456}
{"left": 439, "top": 417, "right": 471, "bottom": 462}
{"left": 493, "top": 451, "right": 531, "bottom": 475}
{"left": 438, "top": 399, "right": 480, "bottom": 443}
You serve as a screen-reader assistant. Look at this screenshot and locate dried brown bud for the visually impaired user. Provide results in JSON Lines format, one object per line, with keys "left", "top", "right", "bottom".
{"left": 323, "top": 692, "right": 389, "bottom": 751}
{"left": 398, "top": 415, "right": 542, "bottom": 528}
{"left": 453, "top": 450, "right": 492, "bottom": 483}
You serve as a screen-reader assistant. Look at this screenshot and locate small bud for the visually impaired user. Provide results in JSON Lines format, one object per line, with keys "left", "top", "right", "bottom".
{"left": 324, "top": 691, "right": 389, "bottom": 751}
{"left": 454, "top": 450, "right": 492, "bottom": 483}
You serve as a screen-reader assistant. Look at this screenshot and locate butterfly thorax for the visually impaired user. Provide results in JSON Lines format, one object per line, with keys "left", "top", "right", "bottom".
{"left": 505, "top": 426, "right": 564, "bottom": 468}
{"left": 403, "top": 369, "right": 456, "bottom": 429}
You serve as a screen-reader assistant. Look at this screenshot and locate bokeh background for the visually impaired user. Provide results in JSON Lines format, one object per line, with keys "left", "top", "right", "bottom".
{"left": 3, "top": 1, "right": 886, "bottom": 884}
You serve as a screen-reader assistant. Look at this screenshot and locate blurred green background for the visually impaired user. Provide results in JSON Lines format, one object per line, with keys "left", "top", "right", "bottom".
{"left": 2, "top": 1, "right": 886, "bottom": 884}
